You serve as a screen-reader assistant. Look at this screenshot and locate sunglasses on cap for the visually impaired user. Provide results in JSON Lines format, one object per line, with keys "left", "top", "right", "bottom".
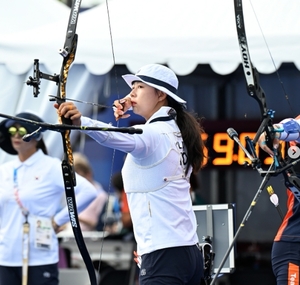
{"left": 8, "top": 126, "right": 28, "bottom": 137}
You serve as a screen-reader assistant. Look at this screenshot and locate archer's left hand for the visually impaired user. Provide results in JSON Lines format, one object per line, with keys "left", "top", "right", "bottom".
{"left": 54, "top": 102, "right": 82, "bottom": 126}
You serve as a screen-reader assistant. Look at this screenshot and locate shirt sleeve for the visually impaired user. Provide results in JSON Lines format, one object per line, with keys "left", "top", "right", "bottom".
{"left": 78, "top": 190, "right": 108, "bottom": 227}
{"left": 80, "top": 116, "right": 137, "bottom": 153}
{"left": 54, "top": 173, "right": 98, "bottom": 226}
{"left": 80, "top": 116, "right": 160, "bottom": 157}
{"left": 276, "top": 118, "right": 300, "bottom": 142}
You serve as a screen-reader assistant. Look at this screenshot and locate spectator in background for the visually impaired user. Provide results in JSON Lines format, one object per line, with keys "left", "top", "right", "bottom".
{"left": 73, "top": 152, "right": 108, "bottom": 231}
{"left": 0, "top": 112, "right": 97, "bottom": 285}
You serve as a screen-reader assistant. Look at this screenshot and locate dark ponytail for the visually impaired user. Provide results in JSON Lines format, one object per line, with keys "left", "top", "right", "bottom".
{"left": 168, "top": 97, "right": 206, "bottom": 174}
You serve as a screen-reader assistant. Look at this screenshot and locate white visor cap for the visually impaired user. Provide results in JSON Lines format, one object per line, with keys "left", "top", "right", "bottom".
{"left": 122, "top": 64, "right": 186, "bottom": 104}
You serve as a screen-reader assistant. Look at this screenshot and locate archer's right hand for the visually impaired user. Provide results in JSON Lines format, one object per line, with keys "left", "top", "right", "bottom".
{"left": 113, "top": 95, "right": 132, "bottom": 121}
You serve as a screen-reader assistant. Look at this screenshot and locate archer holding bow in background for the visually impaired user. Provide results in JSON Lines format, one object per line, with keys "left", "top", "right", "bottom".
{"left": 55, "top": 63, "right": 207, "bottom": 285}
{"left": 259, "top": 116, "right": 300, "bottom": 285}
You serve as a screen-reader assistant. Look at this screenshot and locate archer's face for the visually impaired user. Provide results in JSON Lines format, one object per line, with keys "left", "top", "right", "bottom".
{"left": 9, "top": 124, "right": 37, "bottom": 154}
{"left": 129, "top": 82, "right": 166, "bottom": 120}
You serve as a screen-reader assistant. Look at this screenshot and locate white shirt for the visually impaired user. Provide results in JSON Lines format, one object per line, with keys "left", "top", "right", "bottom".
{"left": 81, "top": 107, "right": 199, "bottom": 255}
{"left": 0, "top": 149, "right": 97, "bottom": 266}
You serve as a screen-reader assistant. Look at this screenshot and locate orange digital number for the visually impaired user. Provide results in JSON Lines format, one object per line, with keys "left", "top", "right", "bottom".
{"left": 206, "top": 131, "right": 285, "bottom": 167}
{"left": 212, "top": 133, "right": 234, "bottom": 165}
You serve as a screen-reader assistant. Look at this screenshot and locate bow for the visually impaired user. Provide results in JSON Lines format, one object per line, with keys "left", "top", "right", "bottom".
{"left": 233, "top": 0, "right": 300, "bottom": 177}
{"left": 210, "top": 2, "right": 300, "bottom": 284}
{"left": 26, "top": 1, "right": 98, "bottom": 284}
{"left": 234, "top": 0, "right": 276, "bottom": 166}
{"left": 233, "top": 0, "right": 296, "bottom": 177}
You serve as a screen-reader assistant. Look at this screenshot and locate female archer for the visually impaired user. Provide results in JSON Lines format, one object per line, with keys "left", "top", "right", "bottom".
{"left": 56, "top": 63, "right": 206, "bottom": 285}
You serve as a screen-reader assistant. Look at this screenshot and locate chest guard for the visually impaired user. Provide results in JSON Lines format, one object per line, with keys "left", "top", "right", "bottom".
{"left": 122, "top": 123, "right": 187, "bottom": 193}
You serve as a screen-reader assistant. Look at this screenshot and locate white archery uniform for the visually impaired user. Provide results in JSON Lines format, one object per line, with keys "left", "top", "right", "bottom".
{"left": 0, "top": 149, "right": 97, "bottom": 266}
{"left": 81, "top": 106, "right": 199, "bottom": 256}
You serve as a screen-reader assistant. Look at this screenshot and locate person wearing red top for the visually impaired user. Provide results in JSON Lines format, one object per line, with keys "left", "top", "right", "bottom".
{"left": 112, "top": 172, "right": 133, "bottom": 232}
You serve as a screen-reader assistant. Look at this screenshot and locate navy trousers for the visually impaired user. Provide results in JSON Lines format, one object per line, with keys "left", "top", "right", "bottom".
{"left": 0, "top": 263, "right": 58, "bottom": 285}
{"left": 139, "top": 245, "right": 203, "bottom": 285}
{"left": 272, "top": 241, "right": 300, "bottom": 285}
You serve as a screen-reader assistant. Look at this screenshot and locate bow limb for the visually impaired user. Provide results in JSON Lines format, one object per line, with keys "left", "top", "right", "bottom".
{"left": 57, "top": 0, "right": 80, "bottom": 187}
{"left": 234, "top": 0, "right": 266, "bottom": 115}
{"left": 233, "top": 0, "right": 275, "bottom": 164}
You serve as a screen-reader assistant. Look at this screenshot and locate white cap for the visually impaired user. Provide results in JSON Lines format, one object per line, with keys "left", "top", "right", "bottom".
{"left": 122, "top": 64, "right": 186, "bottom": 104}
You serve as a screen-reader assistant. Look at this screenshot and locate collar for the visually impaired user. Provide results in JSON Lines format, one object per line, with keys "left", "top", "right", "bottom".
{"left": 146, "top": 107, "right": 176, "bottom": 124}
{"left": 13, "top": 149, "right": 44, "bottom": 168}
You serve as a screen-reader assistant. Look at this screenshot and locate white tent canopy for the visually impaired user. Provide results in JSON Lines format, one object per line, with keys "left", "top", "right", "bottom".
{"left": 0, "top": 0, "right": 70, "bottom": 35}
{"left": 0, "top": 0, "right": 107, "bottom": 162}
{"left": 0, "top": 0, "right": 299, "bottom": 162}
{"left": 76, "top": 0, "right": 300, "bottom": 75}
{"left": 1, "top": 0, "right": 300, "bottom": 76}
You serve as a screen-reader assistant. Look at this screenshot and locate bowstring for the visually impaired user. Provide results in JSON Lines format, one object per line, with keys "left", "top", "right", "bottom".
{"left": 248, "top": 0, "right": 295, "bottom": 116}
{"left": 96, "top": 0, "right": 121, "bottom": 276}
